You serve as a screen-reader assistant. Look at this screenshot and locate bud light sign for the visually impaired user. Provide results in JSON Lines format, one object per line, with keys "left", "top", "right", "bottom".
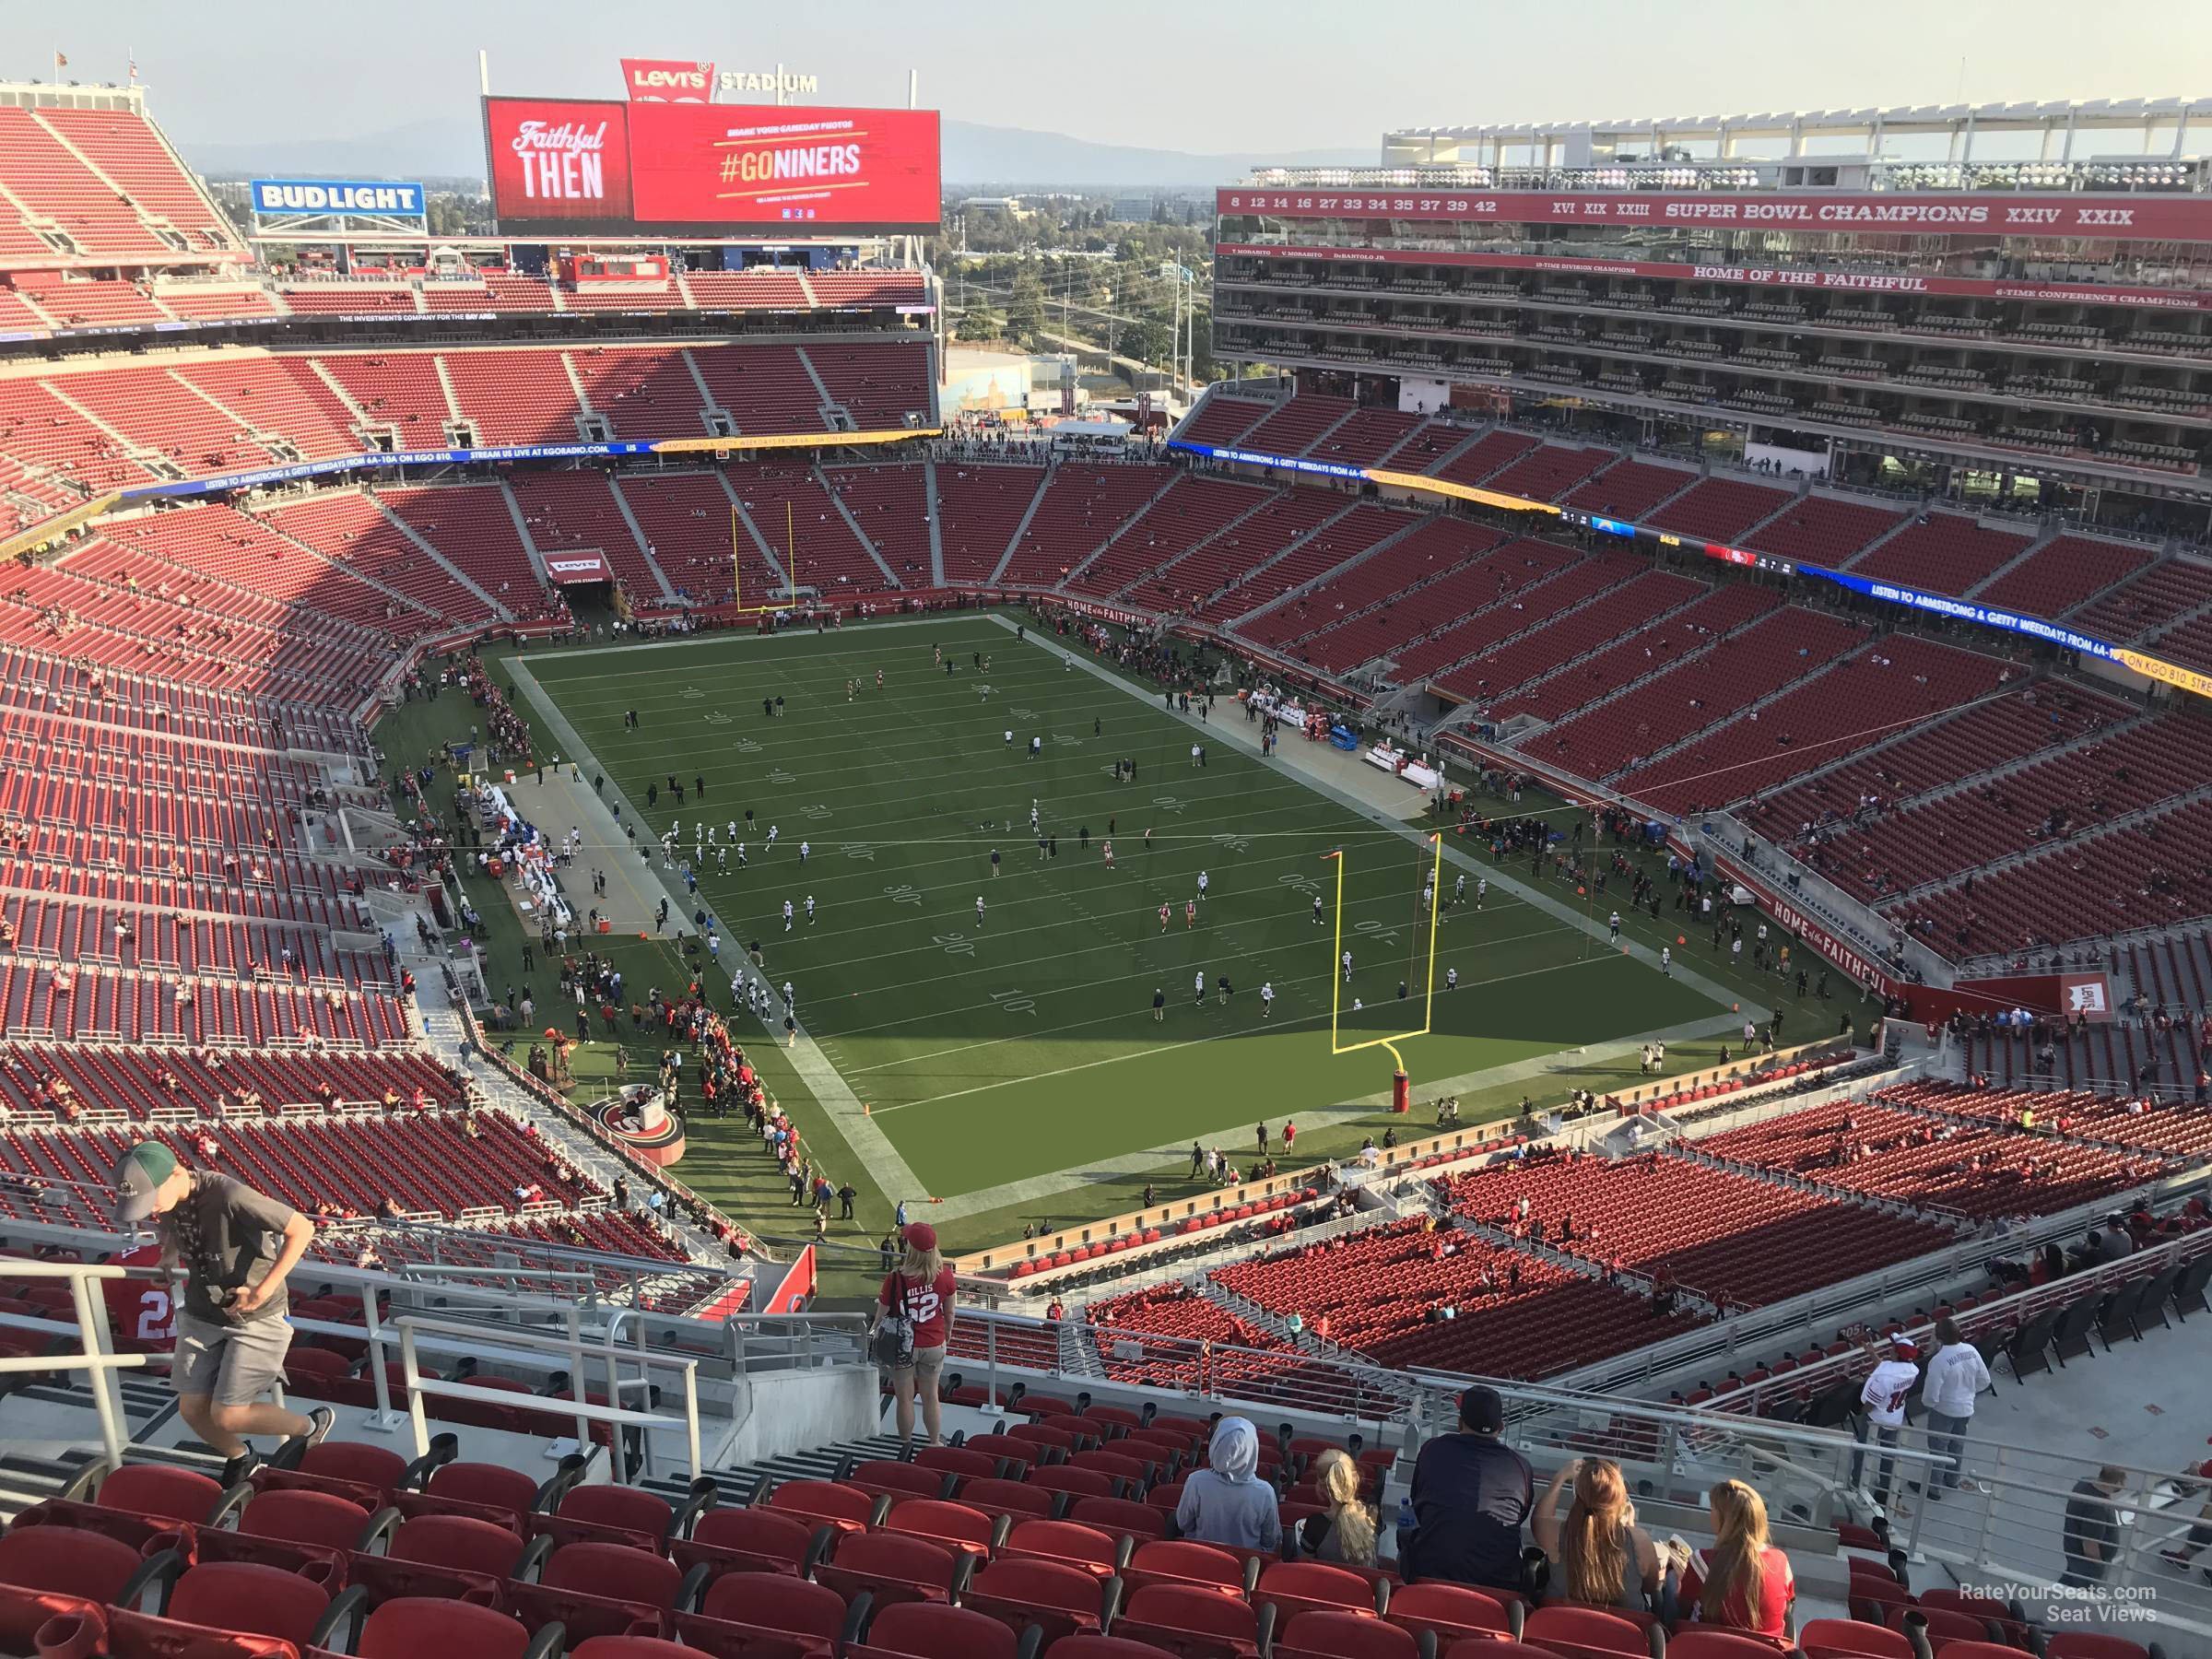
{"left": 250, "top": 179, "right": 427, "bottom": 220}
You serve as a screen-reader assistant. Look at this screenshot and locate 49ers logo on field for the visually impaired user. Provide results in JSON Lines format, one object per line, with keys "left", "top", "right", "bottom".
{"left": 622, "top": 59, "right": 714, "bottom": 101}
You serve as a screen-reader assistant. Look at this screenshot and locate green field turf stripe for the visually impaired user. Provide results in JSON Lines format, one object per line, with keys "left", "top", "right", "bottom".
{"left": 506, "top": 655, "right": 928, "bottom": 1204}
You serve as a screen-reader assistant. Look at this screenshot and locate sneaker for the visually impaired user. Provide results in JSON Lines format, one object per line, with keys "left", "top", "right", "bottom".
{"left": 1953, "top": 1477, "right": 1983, "bottom": 1494}
{"left": 219, "top": 1448, "right": 263, "bottom": 1488}
{"left": 273, "top": 1406, "right": 335, "bottom": 1468}
{"left": 2162, "top": 1547, "right": 2196, "bottom": 1568}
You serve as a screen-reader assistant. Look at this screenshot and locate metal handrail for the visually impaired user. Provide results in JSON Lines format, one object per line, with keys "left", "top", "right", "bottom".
{"left": 395, "top": 1312, "right": 701, "bottom": 1480}
{"left": 0, "top": 1259, "right": 146, "bottom": 1472}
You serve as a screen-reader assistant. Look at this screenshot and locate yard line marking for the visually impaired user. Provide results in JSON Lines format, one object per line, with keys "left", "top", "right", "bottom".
{"left": 836, "top": 922, "right": 1564, "bottom": 1056}
{"left": 871, "top": 952, "right": 1630, "bottom": 1115}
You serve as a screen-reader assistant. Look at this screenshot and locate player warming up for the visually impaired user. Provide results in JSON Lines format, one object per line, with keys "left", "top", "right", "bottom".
{"left": 1184, "top": 899, "right": 1197, "bottom": 929}
{"left": 975, "top": 895, "right": 987, "bottom": 930}
{"left": 1159, "top": 902, "right": 1171, "bottom": 934}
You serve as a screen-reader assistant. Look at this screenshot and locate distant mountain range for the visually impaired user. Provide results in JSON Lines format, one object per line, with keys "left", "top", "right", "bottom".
{"left": 182, "top": 116, "right": 1373, "bottom": 192}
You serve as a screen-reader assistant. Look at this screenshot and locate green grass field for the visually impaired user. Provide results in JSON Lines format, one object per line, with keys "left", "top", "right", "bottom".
{"left": 508, "top": 615, "right": 1734, "bottom": 1227}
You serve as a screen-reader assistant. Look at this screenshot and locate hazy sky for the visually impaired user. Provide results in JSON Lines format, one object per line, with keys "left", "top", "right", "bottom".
{"left": 6, "top": 0, "right": 2208, "bottom": 155}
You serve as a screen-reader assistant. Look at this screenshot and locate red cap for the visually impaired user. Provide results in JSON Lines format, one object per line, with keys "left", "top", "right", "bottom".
{"left": 904, "top": 1222, "right": 937, "bottom": 1252}
{"left": 1889, "top": 1336, "right": 1918, "bottom": 1358}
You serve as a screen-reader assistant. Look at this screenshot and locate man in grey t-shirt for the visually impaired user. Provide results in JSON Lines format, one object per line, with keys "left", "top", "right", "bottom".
{"left": 112, "top": 1142, "right": 332, "bottom": 1481}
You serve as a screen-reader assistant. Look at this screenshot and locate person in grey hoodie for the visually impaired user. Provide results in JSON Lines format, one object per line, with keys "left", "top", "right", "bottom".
{"left": 1176, "top": 1416, "right": 1283, "bottom": 1552}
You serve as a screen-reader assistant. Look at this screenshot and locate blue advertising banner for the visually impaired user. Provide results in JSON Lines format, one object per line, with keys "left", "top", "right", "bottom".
{"left": 250, "top": 179, "right": 428, "bottom": 219}
{"left": 116, "top": 441, "right": 658, "bottom": 500}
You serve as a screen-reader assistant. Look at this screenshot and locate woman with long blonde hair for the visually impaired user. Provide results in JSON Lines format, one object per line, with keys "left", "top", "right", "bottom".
{"left": 1677, "top": 1478, "right": 1794, "bottom": 1639}
{"left": 1297, "top": 1449, "right": 1377, "bottom": 1566}
{"left": 1532, "top": 1457, "right": 1659, "bottom": 1609}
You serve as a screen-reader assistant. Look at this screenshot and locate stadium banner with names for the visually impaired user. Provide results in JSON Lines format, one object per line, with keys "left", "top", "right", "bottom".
{"left": 1174, "top": 432, "right": 2209, "bottom": 703}
{"left": 108, "top": 429, "right": 932, "bottom": 502}
{"left": 1684, "top": 841, "right": 1899, "bottom": 996}
{"left": 1215, "top": 241, "right": 2212, "bottom": 313}
{"left": 1217, "top": 187, "right": 2212, "bottom": 243}
{"left": 484, "top": 95, "right": 941, "bottom": 235}
{"left": 250, "top": 179, "right": 428, "bottom": 220}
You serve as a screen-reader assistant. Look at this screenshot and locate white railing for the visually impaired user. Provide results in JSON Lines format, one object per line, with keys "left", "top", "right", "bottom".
{"left": 0, "top": 1258, "right": 147, "bottom": 1471}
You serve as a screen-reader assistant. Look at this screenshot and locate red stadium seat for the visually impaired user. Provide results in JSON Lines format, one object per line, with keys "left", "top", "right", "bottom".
{"left": 961, "top": 1554, "right": 1117, "bottom": 1645}
{"left": 528, "top": 1478, "right": 712, "bottom": 1556}
{"left": 1891, "top": 1603, "right": 1990, "bottom": 1649}
{"left": 328, "top": 1595, "right": 557, "bottom": 1659}
{"left": 767, "top": 1478, "right": 877, "bottom": 1536}
{"left": 1274, "top": 1609, "right": 1418, "bottom": 1659}
{"left": 1029, "top": 1467, "right": 1125, "bottom": 1504}
{"left": 846, "top": 1460, "right": 960, "bottom": 1505}
{"left": 815, "top": 1529, "right": 970, "bottom": 1607}
{"left": 344, "top": 1512, "right": 523, "bottom": 1609}
{"left": 1122, "top": 1540, "right": 1253, "bottom": 1598}
{"left": 100, "top": 1558, "right": 365, "bottom": 1655}
{"left": 0, "top": 1525, "right": 149, "bottom": 1653}
{"left": 959, "top": 1478, "right": 1062, "bottom": 1524}
{"left": 1001, "top": 1519, "right": 1125, "bottom": 1580}
{"left": 673, "top": 1505, "right": 822, "bottom": 1582}
{"left": 2046, "top": 1639, "right": 2153, "bottom": 1659}
{"left": 1520, "top": 1606, "right": 1649, "bottom": 1659}
{"left": 505, "top": 1540, "right": 682, "bottom": 1644}
{"left": 239, "top": 1486, "right": 390, "bottom": 1552}
{"left": 879, "top": 1498, "right": 1001, "bottom": 1561}
{"left": 914, "top": 1446, "right": 1004, "bottom": 1485}
{"left": 1254, "top": 1560, "right": 1377, "bottom": 1622}
{"left": 959, "top": 1436, "right": 1038, "bottom": 1471}
{"left": 1799, "top": 1618, "right": 1915, "bottom": 1659}
{"left": 253, "top": 1441, "right": 409, "bottom": 1510}
{"left": 1066, "top": 1497, "right": 1168, "bottom": 1546}
{"left": 1040, "top": 1640, "right": 1186, "bottom": 1659}
{"left": 846, "top": 1599, "right": 1026, "bottom": 1659}
{"left": 1665, "top": 1633, "right": 1792, "bottom": 1659}
{"left": 389, "top": 1458, "right": 547, "bottom": 1533}
{"left": 1115, "top": 1582, "right": 1270, "bottom": 1659}
{"left": 670, "top": 1571, "right": 859, "bottom": 1658}
{"left": 1384, "top": 1582, "right": 1519, "bottom": 1645}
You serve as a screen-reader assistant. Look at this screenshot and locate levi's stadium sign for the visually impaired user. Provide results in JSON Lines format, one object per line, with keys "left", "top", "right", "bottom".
{"left": 619, "top": 58, "right": 819, "bottom": 100}
{"left": 622, "top": 58, "right": 715, "bottom": 100}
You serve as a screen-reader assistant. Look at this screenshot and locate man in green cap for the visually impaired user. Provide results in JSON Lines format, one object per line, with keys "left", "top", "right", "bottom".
{"left": 111, "top": 1141, "right": 333, "bottom": 1481}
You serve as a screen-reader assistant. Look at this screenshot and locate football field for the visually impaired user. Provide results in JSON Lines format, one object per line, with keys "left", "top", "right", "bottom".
{"left": 512, "top": 614, "right": 1732, "bottom": 1223}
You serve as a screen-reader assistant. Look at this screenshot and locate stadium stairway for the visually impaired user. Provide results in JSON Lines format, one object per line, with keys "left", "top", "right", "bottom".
{"left": 1590, "top": 630, "right": 1863, "bottom": 788}
{"left": 410, "top": 988, "right": 724, "bottom": 1271}
{"left": 815, "top": 464, "right": 905, "bottom": 589}
{"left": 1217, "top": 507, "right": 1430, "bottom": 629}
{"left": 634, "top": 1429, "right": 914, "bottom": 1512}
{"left": 1489, "top": 586, "right": 1777, "bottom": 737}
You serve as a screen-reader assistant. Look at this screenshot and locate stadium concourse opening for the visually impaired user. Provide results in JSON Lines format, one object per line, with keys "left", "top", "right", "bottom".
{"left": 3, "top": 60, "right": 2212, "bottom": 1658}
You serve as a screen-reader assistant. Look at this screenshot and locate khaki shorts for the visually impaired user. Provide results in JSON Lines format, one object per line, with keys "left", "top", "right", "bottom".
{"left": 886, "top": 1343, "right": 946, "bottom": 1384}
{"left": 171, "top": 1310, "right": 296, "bottom": 1407}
